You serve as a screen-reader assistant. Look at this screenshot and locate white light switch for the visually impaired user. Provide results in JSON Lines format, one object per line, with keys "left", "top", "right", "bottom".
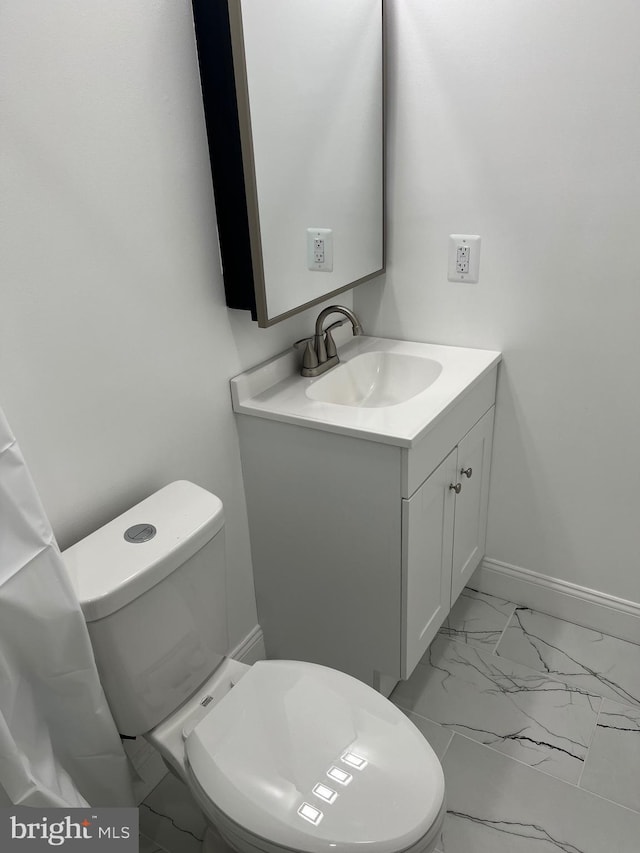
{"left": 307, "top": 228, "right": 333, "bottom": 272}
{"left": 448, "top": 235, "right": 481, "bottom": 282}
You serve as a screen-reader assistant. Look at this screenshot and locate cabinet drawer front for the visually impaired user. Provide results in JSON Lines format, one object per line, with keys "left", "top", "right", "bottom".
{"left": 401, "top": 449, "right": 456, "bottom": 679}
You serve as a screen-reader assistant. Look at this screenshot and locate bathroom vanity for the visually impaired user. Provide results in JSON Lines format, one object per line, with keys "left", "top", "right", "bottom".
{"left": 231, "top": 337, "right": 501, "bottom": 690}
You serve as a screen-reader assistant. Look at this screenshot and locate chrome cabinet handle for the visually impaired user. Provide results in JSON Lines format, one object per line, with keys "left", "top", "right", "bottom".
{"left": 460, "top": 467, "right": 473, "bottom": 478}
{"left": 449, "top": 483, "right": 462, "bottom": 494}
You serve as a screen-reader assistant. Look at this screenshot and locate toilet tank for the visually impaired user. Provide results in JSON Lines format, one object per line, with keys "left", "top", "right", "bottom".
{"left": 62, "top": 481, "right": 229, "bottom": 736}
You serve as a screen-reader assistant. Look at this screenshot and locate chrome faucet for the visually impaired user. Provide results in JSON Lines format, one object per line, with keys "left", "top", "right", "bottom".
{"left": 294, "top": 305, "right": 363, "bottom": 377}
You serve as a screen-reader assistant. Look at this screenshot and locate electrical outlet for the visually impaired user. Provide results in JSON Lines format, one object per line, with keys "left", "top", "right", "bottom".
{"left": 307, "top": 228, "right": 333, "bottom": 272}
{"left": 448, "top": 235, "right": 481, "bottom": 282}
{"left": 456, "top": 246, "right": 470, "bottom": 274}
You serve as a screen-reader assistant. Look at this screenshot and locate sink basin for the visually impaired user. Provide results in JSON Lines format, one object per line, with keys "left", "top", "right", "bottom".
{"left": 305, "top": 351, "right": 443, "bottom": 407}
{"left": 230, "top": 336, "right": 501, "bottom": 448}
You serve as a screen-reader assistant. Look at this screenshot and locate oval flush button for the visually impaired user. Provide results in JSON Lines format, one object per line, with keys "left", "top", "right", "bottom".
{"left": 124, "top": 523, "right": 157, "bottom": 543}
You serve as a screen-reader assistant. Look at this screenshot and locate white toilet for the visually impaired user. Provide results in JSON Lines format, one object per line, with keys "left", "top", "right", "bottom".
{"left": 62, "top": 481, "right": 445, "bottom": 853}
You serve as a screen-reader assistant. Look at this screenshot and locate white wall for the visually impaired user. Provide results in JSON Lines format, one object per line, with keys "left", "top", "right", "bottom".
{"left": 4, "top": 0, "right": 638, "bottom": 643}
{"left": 0, "top": 0, "right": 350, "bottom": 650}
{"left": 356, "top": 0, "right": 640, "bottom": 604}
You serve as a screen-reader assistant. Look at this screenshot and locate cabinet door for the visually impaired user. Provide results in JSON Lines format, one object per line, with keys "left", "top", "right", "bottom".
{"left": 401, "top": 449, "right": 457, "bottom": 678}
{"left": 451, "top": 406, "right": 495, "bottom": 603}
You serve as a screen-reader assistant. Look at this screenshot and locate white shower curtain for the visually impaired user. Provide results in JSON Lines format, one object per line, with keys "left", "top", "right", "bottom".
{"left": 0, "top": 404, "right": 133, "bottom": 807}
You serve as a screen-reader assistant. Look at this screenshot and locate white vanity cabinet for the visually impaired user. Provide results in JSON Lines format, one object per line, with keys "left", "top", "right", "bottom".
{"left": 402, "top": 406, "right": 495, "bottom": 676}
{"left": 232, "top": 339, "right": 500, "bottom": 690}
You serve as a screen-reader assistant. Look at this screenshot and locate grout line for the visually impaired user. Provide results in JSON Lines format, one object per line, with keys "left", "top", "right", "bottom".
{"left": 576, "top": 696, "right": 604, "bottom": 790}
{"left": 490, "top": 603, "right": 518, "bottom": 657}
{"left": 586, "top": 696, "right": 605, "bottom": 750}
{"left": 139, "top": 770, "right": 170, "bottom": 805}
{"left": 572, "top": 788, "right": 640, "bottom": 816}
{"left": 451, "top": 732, "right": 640, "bottom": 814}
{"left": 394, "top": 700, "right": 446, "bottom": 730}
{"left": 440, "top": 728, "right": 455, "bottom": 760}
{"left": 446, "top": 730, "right": 585, "bottom": 786}
{"left": 393, "top": 702, "right": 456, "bottom": 757}
{"left": 139, "top": 832, "right": 171, "bottom": 853}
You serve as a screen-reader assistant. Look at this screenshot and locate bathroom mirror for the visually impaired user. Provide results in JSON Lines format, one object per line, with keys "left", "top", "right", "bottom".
{"left": 191, "top": 0, "right": 384, "bottom": 327}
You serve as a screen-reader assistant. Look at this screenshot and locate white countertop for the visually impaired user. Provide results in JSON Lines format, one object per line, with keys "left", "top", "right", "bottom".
{"left": 230, "top": 336, "right": 501, "bottom": 448}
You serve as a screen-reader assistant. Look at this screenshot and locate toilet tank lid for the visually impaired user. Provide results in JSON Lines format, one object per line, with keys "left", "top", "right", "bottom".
{"left": 61, "top": 481, "right": 224, "bottom": 622}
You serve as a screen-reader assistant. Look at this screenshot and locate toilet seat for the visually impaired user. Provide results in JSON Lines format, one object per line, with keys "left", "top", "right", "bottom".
{"left": 185, "top": 660, "right": 445, "bottom": 853}
{"left": 194, "top": 783, "right": 446, "bottom": 853}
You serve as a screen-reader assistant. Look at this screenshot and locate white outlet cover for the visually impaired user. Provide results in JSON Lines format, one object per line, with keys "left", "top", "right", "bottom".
{"left": 448, "top": 234, "right": 481, "bottom": 283}
{"left": 307, "top": 228, "right": 333, "bottom": 272}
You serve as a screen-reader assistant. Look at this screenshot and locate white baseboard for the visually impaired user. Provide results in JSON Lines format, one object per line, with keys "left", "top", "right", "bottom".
{"left": 472, "top": 558, "right": 640, "bottom": 645}
{"left": 229, "top": 624, "right": 266, "bottom": 665}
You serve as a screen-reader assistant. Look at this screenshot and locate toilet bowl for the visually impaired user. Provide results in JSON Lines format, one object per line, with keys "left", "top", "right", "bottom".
{"left": 62, "top": 481, "right": 445, "bottom": 853}
{"left": 148, "top": 658, "right": 445, "bottom": 853}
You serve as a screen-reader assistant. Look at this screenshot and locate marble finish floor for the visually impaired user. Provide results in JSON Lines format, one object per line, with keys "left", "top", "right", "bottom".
{"left": 394, "top": 588, "right": 640, "bottom": 851}
{"left": 139, "top": 772, "right": 210, "bottom": 853}
{"left": 138, "top": 588, "right": 640, "bottom": 852}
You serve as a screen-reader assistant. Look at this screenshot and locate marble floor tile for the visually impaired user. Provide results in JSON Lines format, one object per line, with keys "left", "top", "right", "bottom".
{"left": 580, "top": 698, "right": 640, "bottom": 812}
{"left": 124, "top": 738, "right": 168, "bottom": 805}
{"left": 495, "top": 607, "right": 640, "bottom": 707}
{"left": 440, "top": 734, "right": 640, "bottom": 852}
{"left": 203, "top": 824, "right": 236, "bottom": 853}
{"left": 398, "top": 709, "right": 454, "bottom": 759}
{"left": 438, "top": 588, "right": 516, "bottom": 650}
{"left": 392, "top": 636, "right": 600, "bottom": 783}
{"left": 140, "top": 772, "right": 207, "bottom": 853}
{"left": 139, "top": 833, "right": 168, "bottom": 853}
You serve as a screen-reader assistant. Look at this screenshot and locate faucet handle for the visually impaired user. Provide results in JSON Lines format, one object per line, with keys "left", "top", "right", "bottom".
{"left": 293, "top": 336, "right": 312, "bottom": 349}
{"left": 313, "top": 332, "right": 327, "bottom": 364}
{"left": 324, "top": 317, "right": 351, "bottom": 359}
{"left": 324, "top": 328, "right": 337, "bottom": 359}
{"left": 293, "top": 337, "right": 319, "bottom": 370}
